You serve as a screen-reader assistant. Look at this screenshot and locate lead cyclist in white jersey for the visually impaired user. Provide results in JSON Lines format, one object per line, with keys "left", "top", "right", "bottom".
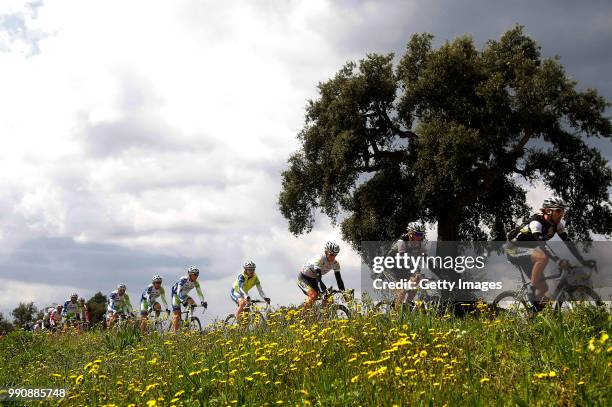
{"left": 297, "top": 241, "right": 349, "bottom": 309}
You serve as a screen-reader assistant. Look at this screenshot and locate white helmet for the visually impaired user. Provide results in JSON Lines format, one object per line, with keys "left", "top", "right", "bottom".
{"left": 70, "top": 293, "right": 78, "bottom": 299}
{"left": 151, "top": 275, "right": 163, "bottom": 283}
{"left": 324, "top": 241, "right": 340, "bottom": 255}
{"left": 117, "top": 283, "right": 127, "bottom": 290}
{"left": 243, "top": 261, "right": 256, "bottom": 270}
{"left": 187, "top": 266, "right": 200, "bottom": 276}
{"left": 542, "top": 197, "right": 567, "bottom": 210}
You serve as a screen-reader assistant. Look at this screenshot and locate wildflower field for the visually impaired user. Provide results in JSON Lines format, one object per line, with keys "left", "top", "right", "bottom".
{"left": 0, "top": 306, "right": 610, "bottom": 406}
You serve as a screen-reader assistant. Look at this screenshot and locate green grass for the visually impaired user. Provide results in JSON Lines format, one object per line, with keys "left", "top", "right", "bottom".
{"left": 0, "top": 305, "right": 610, "bottom": 406}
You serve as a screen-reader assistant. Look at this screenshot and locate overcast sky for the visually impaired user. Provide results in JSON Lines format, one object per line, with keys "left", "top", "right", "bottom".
{"left": 1, "top": 0, "right": 611, "bottom": 321}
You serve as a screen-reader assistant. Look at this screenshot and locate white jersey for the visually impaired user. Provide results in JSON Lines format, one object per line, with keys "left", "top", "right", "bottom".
{"left": 301, "top": 254, "right": 340, "bottom": 279}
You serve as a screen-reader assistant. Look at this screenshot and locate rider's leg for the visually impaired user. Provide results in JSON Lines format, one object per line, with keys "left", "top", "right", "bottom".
{"left": 394, "top": 289, "right": 407, "bottom": 312}
{"left": 530, "top": 248, "right": 549, "bottom": 301}
{"left": 304, "top": 288, "right": 319, "bottom": 310}
{"left": 235, "top": 297, "right": 247, "bottom": 320}
{"left": 171, "top": 294, "right": 182, "bottom": 333}
{"left": 140, "top": 311, "right": 148, "bottom": 333}
{"left": 107, "top": 311, "right": 116, "bottom": 329}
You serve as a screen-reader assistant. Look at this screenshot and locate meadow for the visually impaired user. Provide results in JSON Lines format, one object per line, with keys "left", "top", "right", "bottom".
{"left": 0, "top": 305, "right": 610, "bottom": 406}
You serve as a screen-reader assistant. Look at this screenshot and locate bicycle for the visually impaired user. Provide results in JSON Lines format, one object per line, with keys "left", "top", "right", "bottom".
{"left": 224, "top": 299, "right": 270, "bottom": 329}
{"left": 108, "top": 312, "right": 137, "bottom": 330}
{"left": 307, "top": 287, "right": 352, "bottom": 321}
{"left": 493, "top": 263, "right": 604, "bottom": 317}
{"left": 172, "top": 304, "right": 203, "bottom": 332}
{"left": 146, "top": 309, "right": 171, "bottom": 333}
{"left": 372, "top": 272, "right": 442, "bottom": 316}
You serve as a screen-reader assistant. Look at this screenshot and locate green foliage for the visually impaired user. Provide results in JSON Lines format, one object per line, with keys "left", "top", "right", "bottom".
{"left": 11, "top": 302, "right": 39, "bottom": 330}
{"left": 0, "top": 313, "right": 13, "bottom": 335}
{"left": 87, "top": 292, "right": 107, "bottom": 326}
{"left": 278, "top": 26, "right": 612, "bottom": 246}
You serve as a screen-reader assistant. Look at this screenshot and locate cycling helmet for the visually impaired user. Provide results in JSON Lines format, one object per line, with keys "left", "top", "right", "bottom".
{"left": 406, "top": 222, "right": 426, "bottom": 234}
{"left": 117, "top": 283, "right": 127, "bottom": 290}
{"left": 542, "top": 197, "right": 567, "bottom": 210}
{"left": 151, "top": 275, "right": 163, "bottom": 283}
{"left": 243, "top": 261, "right": 256, "bottom": 270}
{"left": 70, "top": 293, "right": 78, "bottom": 299}
{"left": 324, "top": 241, "right": 340, "bottom": 255}
{"left": 187, "top": 266, "right": 200, "bottom": 276}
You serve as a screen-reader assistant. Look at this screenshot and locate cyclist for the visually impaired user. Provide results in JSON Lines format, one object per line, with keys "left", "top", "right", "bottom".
{"left": 171, "top": 266, "right": 207, "bottom": 333}
{"left": 77, "top": 297, "right": 90, "bottom": 326}
{"left": 506, "top": 197, "right": 596, "bottom": 308}
{"left": 230, "top": 261, "right": 271, "bottom": 321}
{"left": 48, "top": 304, "right": 63, "bottom": 331}
{"left": 297, "top": 241, "right": 348, "bottom": 309}
{"left": 387, "top": 223, "right": 426, "bottom": 310}
{"left": 62, "top": 293, "right": 81, "bottom": 332}
{"left": 140, "top": 275, "right": 170, "bottom": 333}
{"left": 106, "top": 284, "right": 133, "bottom": 329}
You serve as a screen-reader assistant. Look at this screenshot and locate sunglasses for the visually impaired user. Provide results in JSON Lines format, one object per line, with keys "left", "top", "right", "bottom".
{"left": 412, "top": 231, "right": 425, "bottom": 238}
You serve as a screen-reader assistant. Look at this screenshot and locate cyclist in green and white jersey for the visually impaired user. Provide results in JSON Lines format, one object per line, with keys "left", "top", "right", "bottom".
{"left": 139, "top": 275, "right": 170, "bottom": 332}
{"left": 297, "top": 241, "right": 347, "bottom": 309}
{"left": 171, "top": 266, "right": 207, "bottom": 333}
{"left": 106, "top": 284, "right": 133, "bottom": 329}
{"left": 230, "top": 261, "right": 270, "bottom": 321}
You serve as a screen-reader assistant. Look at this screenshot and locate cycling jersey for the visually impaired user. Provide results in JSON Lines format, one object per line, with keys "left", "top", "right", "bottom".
{"left": 301, "top": 255, "right": 340, "bottom": 278}
{"left": 507, "top": 213, "right": 585, "bottom": 263}
{"left": 62, "top": 300, "right": 79, "bottom": 319}
{"left": 140, "top": 284, "right": 169, "bottom": 314}
{"left": 230, "top": 271, "right": 266, "bottom": 303}
{"left": 299, "top": 254, "right": 345, "bottom": 292}
{"left": 171, "top": 276, "right": 204, "bottom": 311}
{"left": 107, "top": 290, "right": 133, "bottom": 313}
{"left": 49, "top": 309, "right": 62, "bottom": 325}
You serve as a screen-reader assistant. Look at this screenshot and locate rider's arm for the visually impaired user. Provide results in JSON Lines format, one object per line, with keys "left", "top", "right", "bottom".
{"left": 314, "top": 268, "right": 327, "bottom": 292}
{"left": 237, "top": 274, "right": 248, "bottom": 297}
{"left": 255, "top": 282, "right": 266, "bottom": 299}
{"left": 334, "top": 271, "right": 345, "bottom": 291}
{"left": 194, "top": 281, "right": 205, "bottom": 302}
{"left": 558, "top": 231, "right": 587, "bottom": 264}
{"left": 160, "top": 286, "right": 169, "bottom": 308}
{"left": 124, "top": 294, "right": 133, "bottom": 312}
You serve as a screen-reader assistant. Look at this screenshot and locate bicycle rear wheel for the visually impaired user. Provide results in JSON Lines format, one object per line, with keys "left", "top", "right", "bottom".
{"left": 492, "top": 291, "right": 532, "bottom": 318}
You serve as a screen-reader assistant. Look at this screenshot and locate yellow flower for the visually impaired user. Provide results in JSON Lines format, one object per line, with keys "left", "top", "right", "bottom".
{"left": 51, "top": 373, "right": 62, "bottom": 377}
{"left": 316, "top": 361, "right": 323, "bottom": 367}
{"left": 148, "top": 358, "right": 158, "bottom": 365}
{"left": 419, "top": 350, "right": 428, "bottom": 358}
{"left": 245, "top": 377, "right": 254, "bottom": 381}
{"left": 351, "top": 375, "right": 359, "bottom": 383}
{"left": 146, "top": 400, "right": 157, "bottom": 407}
{"left": 256, "top": 356, "right": 269, "bottom": 362}
{"left": 600, "top": 332, "right": 609, "bottom": 343}
{"left": 548, "top": 371, "right": 556, "bottom": 377}
{"left": 75, "top": 375, "right": 84, "bottom": 385}
{"left": 480, "top": 378, "right": 490, "bottom": 384}
{"left": 588, "top": 338, "right": 596, "bottom": 351}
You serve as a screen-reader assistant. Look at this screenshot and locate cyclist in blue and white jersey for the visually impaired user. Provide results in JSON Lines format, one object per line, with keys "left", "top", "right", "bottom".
{"left": 106, "top": 284, "right": 133, "bottom": 329}
{"left": 171, "top": 267, "right": 207, "bottom": 333}
{"left": 62, "top": 293, "right": 81, "bottom": 332}
{"left": 139, "top": 275, "right": 170, "bottom": 332}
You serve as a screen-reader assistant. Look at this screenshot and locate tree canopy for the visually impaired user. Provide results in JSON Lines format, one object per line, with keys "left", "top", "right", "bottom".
{"left": 278, "top": 26, "right": 612, "bottom": 249}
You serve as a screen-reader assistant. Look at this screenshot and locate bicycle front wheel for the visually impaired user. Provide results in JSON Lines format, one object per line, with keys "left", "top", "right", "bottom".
{"left": 189, "top": 317, "right": 201, "bottom": 332}
{"left": 224, "top": 314, "right": 237, "bottom": 326}
{"left": 329, "top": 304, "right": 351, "bottom": 320}
{"left": 555, "top": 285, "right": 604, "bottom": 311}
{"left": 492, "top": 291, "right": 532, "bottom": 318}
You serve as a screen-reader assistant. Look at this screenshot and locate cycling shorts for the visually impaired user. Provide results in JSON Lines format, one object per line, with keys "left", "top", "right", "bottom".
{"left": 140, "top": 299, "right": 161, "bottom": 315}
{"left": 171, "top": 291, "right": 193, "bottom": 312}
{"left": 297, "top": 272, "right": 320, "bottom": 294}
